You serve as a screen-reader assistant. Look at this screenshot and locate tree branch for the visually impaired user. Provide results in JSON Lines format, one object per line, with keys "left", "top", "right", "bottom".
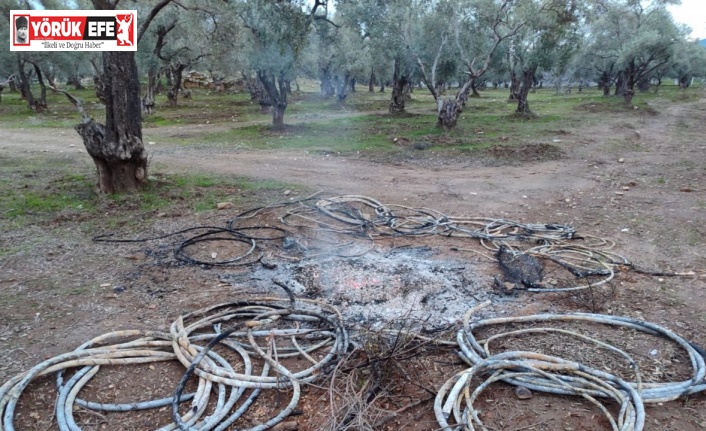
{"left": 153, "top": 21, "right": 177, "bottom": 61}
{"left": 51, "top": 85, "right": 92, "bottom": 124}
{"left": 137, "top": 0, "right": 174, "bottom": 44}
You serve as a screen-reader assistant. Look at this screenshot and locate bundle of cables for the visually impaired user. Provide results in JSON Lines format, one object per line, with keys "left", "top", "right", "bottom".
{"left": 0, "top": 297, "right": 349, "bottom": 431}
{"left": 434, "top": 309, "right": 706, "bottom": 431}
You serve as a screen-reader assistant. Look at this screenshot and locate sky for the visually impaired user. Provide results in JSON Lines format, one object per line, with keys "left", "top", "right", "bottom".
{"left": 668, "top": 0, "right": 706, "bottom": 40}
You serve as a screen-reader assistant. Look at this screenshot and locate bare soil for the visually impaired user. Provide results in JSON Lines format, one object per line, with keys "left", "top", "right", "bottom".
{"left": 1, "top": 95, "right": 705, "bottom": 430}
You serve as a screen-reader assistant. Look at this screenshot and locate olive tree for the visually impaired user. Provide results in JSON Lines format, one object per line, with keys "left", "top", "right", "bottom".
{"left": 586, "top": 0, "right": 681, "bottom": 104}
{"left": 338, "top": 0, "right": 418, "bottom": 114}
{"left": 506, "top": 0, "right": 582, "bottom": 115}
{"left": 71, "top": 0, "right": 174, "bottom": 193}
{"left": 670, "top": 39, "right": 706, "bottom": 88}
{"left": 236, "top": 0, "right": 334, "bottom": 129}
{"left": 414, "top": 0, "right": 525, "bottom": 130}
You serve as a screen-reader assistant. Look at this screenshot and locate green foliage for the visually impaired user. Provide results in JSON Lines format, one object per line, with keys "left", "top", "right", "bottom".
{"left": 583, "top": 0, "right": 682, "bottom": 95}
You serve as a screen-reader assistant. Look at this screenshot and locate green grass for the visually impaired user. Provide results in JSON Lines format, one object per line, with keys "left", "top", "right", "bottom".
{"left": 0, "top": 156, "right": 300, "bottom": 236}
{"left": 0, "top": 161, "right": 97, "bottom": 222}
{"left": 0, "top": 81, "right": 700, "bottom": 159}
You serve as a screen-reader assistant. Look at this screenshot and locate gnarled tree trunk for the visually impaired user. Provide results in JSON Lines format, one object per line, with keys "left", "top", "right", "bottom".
{"left": 17, "top": 57, "right": 41, "bottom": 112}
{"left": 90, "top": 56, "right": 108, "bottom": 105}
{"left": 319, "top": 63, "right": 335, "bottom": 98}
{"left": 614, "top": 70, "right": 625, "bottom": 97}
{"left": 389, "top": 59, "right": 409, "bottom": 114}
{"left": 336, "top": 72, "right": 350, "bottom": 105}
{"left": 515, "top": 66, "right": 537, "bottom": 116}
{"left": 258, "top": 70, "right": 288, "bottom": 130}
{"left": 167, "top": 63, "right": 187, "bottom": 107}
{"left": 78, "top": 52, "right": 147, "bottom": 193}
{"left": 32, "top": 63, "right": 48, "bottom": 111}
{"left": 470, "top": 80, "right": 481, "bottom": 98}
{"left": 598, "top": 71, "right": 611, "bottom": 96}
{"left": 508, "top": 71, "right": 520, "bottom": 101}
{"left": 7, "top": 75, "right": 18, "bottom": 93}
{"left": 67, "top": 67, "right": 84, "bottom": 90}
{"left": 142, "top": 66, "right": 157, "bottom": 115}
{"left": 678, "top": 74, "right": 692, "bottom": 89}
{"left": 437, "top": 98, "right": 463, "bottom": 130}
{"left": 621, "top": 63, "right": 635, "bottom": 104}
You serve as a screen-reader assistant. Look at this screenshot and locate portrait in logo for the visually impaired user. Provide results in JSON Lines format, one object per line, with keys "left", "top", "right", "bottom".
{"left": 15, "top": 15, "right": 30, "bottom": 45}
{"left": 115, "top": 13, "right": 134, "bottom": 46}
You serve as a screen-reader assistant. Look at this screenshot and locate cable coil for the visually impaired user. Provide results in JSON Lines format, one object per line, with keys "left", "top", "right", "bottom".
{"left": 0, "top": 297, "right": 348, "bottom": 431}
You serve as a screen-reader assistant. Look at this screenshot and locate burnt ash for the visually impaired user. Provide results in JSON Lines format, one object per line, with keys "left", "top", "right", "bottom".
{"left": 223, "top": 246, "right": 494, "bottom": 330}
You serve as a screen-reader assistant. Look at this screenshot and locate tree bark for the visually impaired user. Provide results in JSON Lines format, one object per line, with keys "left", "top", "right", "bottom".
{"left": 622, "top": 63, "right": 635, "bottom": 104}
{"left": 90, "top": 56, "right": 108, "bottom": 104}
{"left": 243, "top": 71, "right": 272, "bottom": 111}
{"left": 437, "top": 99, "right": 463, "bottom": 130}
{"left": 515, "top": 66, "right": 537, "bottom": 116}
{"left": 614, "top": 70, "right": 625, "bottom": 97}
{"left": 142, "top": 66, "right": 157, "bottom": 115}
{"left": 272, "top": 103, "right": 285, "bottom": 128}
{"left": 336, "top": 72, "right": 350, "bottom": 105}
{"left": 678, "top": 74, "right": 691, "bottom": 89}
{"left": 368, "top": 70, "right": 375, "bottom": 93}
{"left": 78, "top": 52, "right": 147, "bottom": 193}
{"left": 598, "top": 71, "right": 611, "bottom": 96}
{"left": 33, "top": 64, "right": 48, "bottom": 110}
{"left": 470, "top": 80, "right": 480, "bottom": 98}
{"left": 67, "top": 69, "right": 85, "bottom": 90}
{"left": 319, "top": 63, "right": 335, "bottom": 98}
{"left": 167, "top": 63, "right": 186, "bottom": 107}
{"left": 17, "top": 57, "right": 39, "bottom": 111}
{"left": 9, "top": 76, "right": 18, "bottom": 93}
{"left": 389, "top": 59, "right": 408, "bottom": 114}
{"left": 258, "top": 70, "right": 288, "bottom": 130}
{"left": 508, "top": 71, "right": 520, "bottom": 101}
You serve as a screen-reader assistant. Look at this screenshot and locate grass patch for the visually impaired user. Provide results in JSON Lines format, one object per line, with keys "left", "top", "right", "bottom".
{"left": 0, "top": 156, "right": 301, "bottom": 235}
{"left": 0, "top": 160, "right": 97, "bottom": 224}
{"left": 0, "top": 82, "right": 700, "bottom": 161}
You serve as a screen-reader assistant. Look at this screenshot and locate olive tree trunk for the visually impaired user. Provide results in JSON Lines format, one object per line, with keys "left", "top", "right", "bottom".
{"left": 142, "top": 66, "right": 157, "bottom": 114}
{"left": 319, "top": 63, "right": 335, "bottom": 98}
{"left": 258, "top": 70, "right": 288, "bottom": 130}
{"left": 508, "top": 71, "right": 520, "bottom": 101}
{"left": 336, "top": 72, "right": 350, "bottom": 105}
{"left": 17, "top": 57, "right": 45, "bottom": 112}
{"left": 515, "top": 66, "right": 537, "bottom": 116}
{"left": 389, "top": 59, "right": 409, "bottom": 114}
{"left": 77, "top": 52, "right": 147, "bottom": 193}
{"left": 621, "top": 63, "right": 635, "bottom": 105}
{"left": 167, "top": 63, "right": 187, "bottom": 107}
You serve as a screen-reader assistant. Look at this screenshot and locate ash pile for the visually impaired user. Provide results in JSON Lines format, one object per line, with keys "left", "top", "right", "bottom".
{"left": 228, "top": 245, "right": 492, "bottom": 330}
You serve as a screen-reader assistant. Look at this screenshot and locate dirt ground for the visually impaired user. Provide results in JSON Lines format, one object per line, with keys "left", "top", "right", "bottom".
{"left": 1, "top": 94, "right": 705, "bottom": 430}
